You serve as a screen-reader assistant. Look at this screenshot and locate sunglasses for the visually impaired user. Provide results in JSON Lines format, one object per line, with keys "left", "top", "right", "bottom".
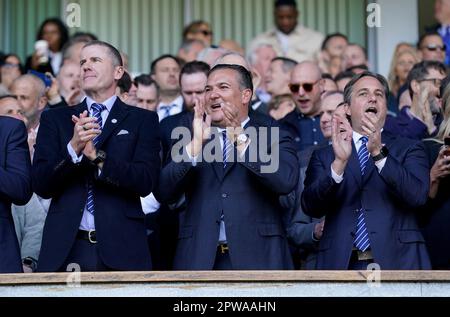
{"left": 196, "top": 30, "right": 213, "bottom": 36}
{"left": 289, "top": 80, "right": 321, "bottom": 93}
{"left": 422, "top": 44, "right": 446, "bottom": 52}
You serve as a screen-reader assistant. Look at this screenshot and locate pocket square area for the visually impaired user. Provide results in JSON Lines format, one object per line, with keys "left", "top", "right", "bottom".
{"left": 117, "top": 130, "right": 129, "bottom": 136}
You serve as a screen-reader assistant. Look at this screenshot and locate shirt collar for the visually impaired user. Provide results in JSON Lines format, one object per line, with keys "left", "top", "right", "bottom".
{"left": 85, "top": 95, "right": 117, "bottom": 113}
{"left": 158, "top": 95, "right": 184, "bottom": 110}
{"left": 352, "top": 129, "right": 383, "bottom": 145}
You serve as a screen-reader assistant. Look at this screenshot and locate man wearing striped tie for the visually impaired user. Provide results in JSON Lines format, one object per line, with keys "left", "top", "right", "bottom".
{"left": 32, "top": 41, "right": 161, "bottom": 272}
{"left": 158, "top": 64, "right": 298, "bottom": 270}
{"left": 302, "top": 71, "right": 432, "bottom": 270}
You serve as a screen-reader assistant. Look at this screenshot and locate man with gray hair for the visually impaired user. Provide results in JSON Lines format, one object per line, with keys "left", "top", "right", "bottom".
{"left": 302, "top": 71, "right": 431, "bottom": 269}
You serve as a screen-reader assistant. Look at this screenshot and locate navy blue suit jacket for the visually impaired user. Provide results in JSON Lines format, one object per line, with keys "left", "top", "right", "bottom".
{"left": 32, "top": 98, "right": 161, "bottom": 272}
{"left": 0, "top": 116, "right": 32, "bottom": 273}
{"left": 302, "top": 132, "right": 431, "bottom": 270}
{"left": 157, "top": 114, "right": 299, "bottom": 270}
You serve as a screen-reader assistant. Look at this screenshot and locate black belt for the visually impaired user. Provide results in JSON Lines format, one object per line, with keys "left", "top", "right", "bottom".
{"left": 77, "top": 230, "right": 97, "bottom": 244}
{"left": 217, "top": 244, "right": 229, "bottom": 254}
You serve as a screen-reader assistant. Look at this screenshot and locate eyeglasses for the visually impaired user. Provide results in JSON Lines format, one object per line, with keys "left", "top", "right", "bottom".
{"left": 418, "top": 78, "right": 442, "bottom": 87}
{"left": 422, "top": 44, "right": 446, "bottom": 52}
{"left": 195, "top": 30, "right": 213, "bottom": 36}
{"left": 289, "top": 80, "right": 321, "bottom": 93}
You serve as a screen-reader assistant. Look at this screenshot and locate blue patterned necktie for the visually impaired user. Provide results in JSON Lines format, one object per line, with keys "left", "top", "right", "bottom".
{"left": 160, "top": 104, "right": 175, "bottom": 120}
{"left": 354, "top": 136, "right": 371, "bottom": 252}
{"left": 86, "top": 103, "right": 106, "bottom": 215}
{"left": 222, "top": 130, "right": 232, "bottom": 169}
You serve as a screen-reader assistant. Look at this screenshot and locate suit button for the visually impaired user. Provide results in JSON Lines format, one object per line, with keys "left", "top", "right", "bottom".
{"left": 222, "top": 193, "right": 228, "bottom": 198}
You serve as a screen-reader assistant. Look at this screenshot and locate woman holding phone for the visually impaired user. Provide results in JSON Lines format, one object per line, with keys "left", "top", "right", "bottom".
{"left": 421, "top": 79, "right": 450, "bottom": 269}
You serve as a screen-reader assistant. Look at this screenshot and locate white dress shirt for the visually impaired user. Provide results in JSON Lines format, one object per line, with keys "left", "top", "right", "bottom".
{"left": 67, "top": 95, "right": 116, "bottom": 230}
{"left": 156, "top": 95, "right": 184, "bottom": 121}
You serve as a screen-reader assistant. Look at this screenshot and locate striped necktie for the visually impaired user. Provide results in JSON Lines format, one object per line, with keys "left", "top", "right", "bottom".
{"left": 222, "top": 130, "right": 232, "bottom": 169}
{"left": 354, "top": 136, "right": 371, "bottom": 252}
{"left": 86, "top": 103, "right": 106, "bottom": 215}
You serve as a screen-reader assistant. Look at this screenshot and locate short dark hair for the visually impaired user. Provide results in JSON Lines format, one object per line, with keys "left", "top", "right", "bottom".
{"left": 117, "top": 71, "right": 132, "bottom": 94}
{"left": 1, "top": 53, "right": 24, "bottom": 74}
{"left": 418, "top": 31, "right": 442, "bottom": 49}
{"left": 321, "top": 33, "right": 348, "bottom": 51}
{"left": 271, "top": 56, "right": 298, "bottom": 73}
{"left": 134, "top": 74, "right": 160, "bottom": 99}
{"left": 82, "top": 40, "right": 123, "bottom": 67}
{"left": 334, "top": 71, "right": 355, "bottom": 82}
{"left": 36, "top": 18, "right": 69, "bottom": 51}
{"left": 150, "top": 54, "right": 181, "bottom": 75}
{"left": 346, "top": 64, "right": 369, "bottom": 73}
{"left": 407, "top": 61, "right": 447, "bottom": 98}
{"left": 322, "top": 73, "right": 334, "bottom": 80}
{"left": 275, "top": 0, "right": 297, "bottom": 9}
{"left": 180, "top": 61, "right": 210, "bottom": 84}
{"left": 343, "top": 71, "right": 389, "bottom": 105}
{"left": 209, "top": 64, "right": 253, "bottom": 96}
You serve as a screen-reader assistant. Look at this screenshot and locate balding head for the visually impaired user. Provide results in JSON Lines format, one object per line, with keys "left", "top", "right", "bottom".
{"left": 10, "top": 74, "right": 47, "bottom": 128}
{"left": 290, "top": 61, "right": 324, "bottom": 116}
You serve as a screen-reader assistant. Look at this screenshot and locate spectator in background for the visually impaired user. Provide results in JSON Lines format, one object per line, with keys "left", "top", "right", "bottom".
{"left": 428, "top": 0, "right": 450, "bottom": 65}
{"left": 183, "top": 20, "right": 213, "bottom": 47}
{"left": 218, "top": 39, "right": 245, "bottom": 55}
{"left": 385, "top": 61, "right": 446, "bottom": 140}
{"left": 321, "top": 73, "right": 338, "bottom": 93}
{"left": 281, "top": 61, "right": 326, "bottom": 151}
{"left": 134, "top": 74, "right": 160, "bottom": 112}
{"left": 151, "top": 55, "right": 183, "bottom": 121}
{"left": 388, "top": 47, "right": 421, "bottom": 99}
{"left": 317, "top": 33, "right": 349, "bottom": 77}
{"left": 248, "top": 0, "right": 324, "bottom": 63}
{"left": 418, "top": 32, "right": 447, "bottom": 64}
{"left": 10, "top": 75, "right": 48, "bottom": 159}
{"left": 0, "top": 54, "right": 24, "bottom": 93}
{"left": 266, "top": 57, "right": 297, "bottom": 99}
{"left": 116, "top": 71, "right": 134, "bottom": 105}
{"left": 61, "top": 37, "right": 93, "bottom": 66}
{"left": 421, "top": 78, "right": 450, "bottom": 269}
{"left": 247, "top": 43, "right": 277, "bottom": 102}
{"left": 177, "top": 39, "right": 206, "bottom": 64}
{"left": 335, "top": 70, "right": 354, "bottom": 92}
{"left": 25, "top": 18, "right": 69, "bottom": 75}
{"left": 267, "top": 94, "right": 296, "bottom": 120}
{"left": 197, "top": 47, "right": 229, "bottom": 66}
{"left": 342, "top": 43, "right": 369, "bottom": 72}
{"left": 46, "top": 61, "right": 84, "bottom": 108}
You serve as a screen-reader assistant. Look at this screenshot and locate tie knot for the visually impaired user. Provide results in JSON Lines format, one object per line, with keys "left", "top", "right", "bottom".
{"left": 161, "top": 104, "right": 175, "bottom": 110}
{"left": 360, "top": 136, "right": 368, "bottom": 144}
{"left": 91, "top": 103, "right": 106, "bottom": 113}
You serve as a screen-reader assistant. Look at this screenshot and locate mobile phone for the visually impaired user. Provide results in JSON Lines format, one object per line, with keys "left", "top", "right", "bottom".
{"left": 444, "top": 136, "right": 450, "bottom": 156}
{"left": 28, "top": 70, "right": 52, "bottom": 87}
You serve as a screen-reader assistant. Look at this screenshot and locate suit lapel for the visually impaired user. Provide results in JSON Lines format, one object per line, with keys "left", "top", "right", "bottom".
{"left": 96, "top": 99, "right": 129, "bottom": 149}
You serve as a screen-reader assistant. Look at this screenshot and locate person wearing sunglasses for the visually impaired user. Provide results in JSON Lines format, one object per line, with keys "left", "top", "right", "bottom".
{"left": 280, "top": 61, "right": 326, "bottom": 151}
{"left": 182, "top": 20, "right": 213, "bottom": 47}
{"left": 418, "top": 32, "right": 447, "bottom": 64}
{"left": 385, "top": 61, "right": 447, "bottom": 140}
{"left": 302, "top": 71, "right": 431, "bottom": 270}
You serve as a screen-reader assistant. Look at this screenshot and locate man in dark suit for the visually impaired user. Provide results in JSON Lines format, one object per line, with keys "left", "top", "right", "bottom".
{"left": 0, "top": 98, "right": 33, "bottom": 273}
{"left": 32, "top": 41, "right": 161, "bottom": 272}
{"left": 302, "top": 71, "right": 431, "bottom": 270}
{"left": 157, "top": 64, "right": 298, "bottom": 270}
